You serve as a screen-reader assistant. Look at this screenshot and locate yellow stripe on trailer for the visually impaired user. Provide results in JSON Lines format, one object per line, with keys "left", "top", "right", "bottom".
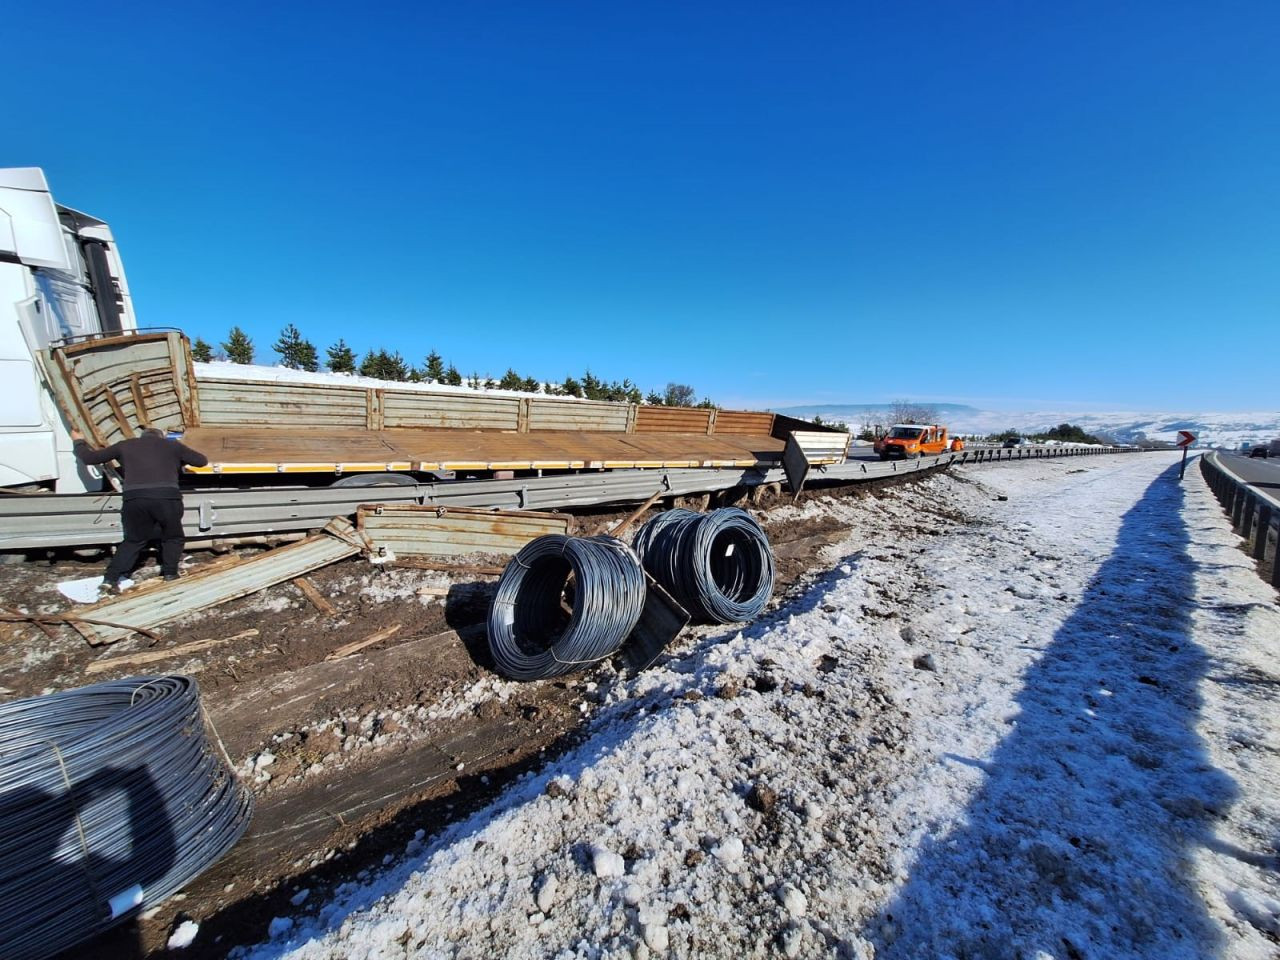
{"left": 216, "top": 464, "right": 281, "bottom": 474}
{"left": 278, "top": 463, "right": 338, "bottom": 473}
{"left": 338, "top": 463, "right": 394, "bottom": 472}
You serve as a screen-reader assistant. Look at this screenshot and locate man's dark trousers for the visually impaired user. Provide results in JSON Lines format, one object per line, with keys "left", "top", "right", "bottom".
{"left": 107, "top": 492, "right": 185, "bottom": 582}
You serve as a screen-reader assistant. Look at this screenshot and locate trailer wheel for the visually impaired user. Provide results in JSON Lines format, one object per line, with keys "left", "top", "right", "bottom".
{"left": 331, "top": 473, "right": 418, "bottom": 488}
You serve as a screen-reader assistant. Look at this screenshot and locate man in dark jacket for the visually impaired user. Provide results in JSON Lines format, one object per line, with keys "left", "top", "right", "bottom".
{"left": 71, "top": 427, "right": 209, "bottom": 591}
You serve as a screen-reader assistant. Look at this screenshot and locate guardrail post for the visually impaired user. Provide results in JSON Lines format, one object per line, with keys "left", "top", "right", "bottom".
{"left": 1231, "top": 486, "right": 1247, "bottom": 529}
{"left": 1240, "top": 493, "right": 1256, "bottom": 539}
{"left": 1271, "top": 522, "right": 1280, "bottom": 589}
{"left": 1253, "top": 504, "right": 1272, "bottom": 561}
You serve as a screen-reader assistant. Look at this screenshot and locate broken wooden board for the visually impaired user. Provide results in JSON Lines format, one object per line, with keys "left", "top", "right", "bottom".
{"left": 616, "top": 573, "right": 691, "bottom": 677}
{"left": 85, "top": 629, "right": 260, "bottom": 674}
{"left": 69, "top": 517, "right": 366, "bottom": 646}
{"left": 357, "top": 505, "right": 569, "bottom": 559}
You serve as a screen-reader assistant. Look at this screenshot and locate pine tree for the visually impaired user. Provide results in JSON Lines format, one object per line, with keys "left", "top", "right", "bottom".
{"left": 358, "top": 351, "right": 382, "bottom": 378}
{"left": 384, "top": 351, "right": 409, "bottom": 381}
{"left": 359, "top": 350, "right": 410, "bottom": 381}
{"left": 326, "top": 339, "right": 356, "bottom": 373}
{"left": 191, "top": 338, "right": 213, "bottom": 362}
{"left": 272, "top": 324, "right": 310, "bottom": 369}
{"left": 442, "top": 365, "right": 462, "bottom": 386}
{"left": 467, "top": 371, "right": 481, "bottom": 389}
{"left": 296, "top": 338, "right": 318, "bottom": 372}
{"left": 645, "top": 390, "right": 664, "bottom": 406}
{"left": 222, "top": 326, "right": 254, "bottom": 365}
{"left": 581, "top": 370, "right": 602, "bottom": 400}
{"left": 521, "top": 376, "right": 541, "bottom": 394}
{"left": 498, "top": 368, "right": 523, "bottom": 391}
{"left": 562, "top": 376, "right": 583, "bottom": 398}
{"left": 425, "top": 350, "right": 445, "bottom": 383}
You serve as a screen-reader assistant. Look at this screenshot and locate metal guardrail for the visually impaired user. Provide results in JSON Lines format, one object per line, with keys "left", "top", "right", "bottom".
{"left": 0, "top": 443, "right": 1127, "bottom": 551}
{"left": 1200, "top": 452, "right": 1280, "bottom": 590}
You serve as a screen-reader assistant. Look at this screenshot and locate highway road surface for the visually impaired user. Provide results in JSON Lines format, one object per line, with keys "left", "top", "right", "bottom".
{"left": 1217, "top": 451, "right": 1280, "bottom": 500}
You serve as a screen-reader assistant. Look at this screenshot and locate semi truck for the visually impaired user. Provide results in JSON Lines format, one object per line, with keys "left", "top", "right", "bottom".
{"left": 1, "top": 168, "right": 849, "bottom": 498}
{"left": 1, "top": 167, "right": 136, "bottom": 491}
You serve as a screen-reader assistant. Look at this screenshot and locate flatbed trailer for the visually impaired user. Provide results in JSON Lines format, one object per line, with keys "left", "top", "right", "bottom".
{"left": 41, "top": 330, "right": 834, "bottom": 483}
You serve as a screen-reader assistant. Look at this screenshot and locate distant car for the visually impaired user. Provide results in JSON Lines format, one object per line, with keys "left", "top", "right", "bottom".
{"left": 1002, "top": 437, "right": 1028, "bottom": 448}
{"left": 1250, "top": 446, "right": 1268, "bottom": 459}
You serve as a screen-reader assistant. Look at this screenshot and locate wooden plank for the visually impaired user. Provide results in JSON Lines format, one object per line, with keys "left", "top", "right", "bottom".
{"left": 85, "top": 629, "right": 259, "bottom": 674}
{"left": 293, "top": 576, "right": 337, "bottom": 616}
{"left": 608, "top": 487, "right": 666, "bottom": 537}
{"left": 326, "top": 623, "right": 402, "bottom": 660}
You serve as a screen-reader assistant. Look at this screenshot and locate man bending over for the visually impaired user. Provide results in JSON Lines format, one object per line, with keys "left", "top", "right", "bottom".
{"left": 71, "top": 427, "right": 209, "bottom": 592}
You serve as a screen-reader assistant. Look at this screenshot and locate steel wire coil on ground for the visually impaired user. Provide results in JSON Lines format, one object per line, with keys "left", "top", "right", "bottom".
{"left": 488, "top": 534, "right": 646, "bottom": 680}
{"left": 633, "top": 507, "right": 776, "bottom": 623}
{"left": 0, "top": 675, "right": 253, "bottom": 960}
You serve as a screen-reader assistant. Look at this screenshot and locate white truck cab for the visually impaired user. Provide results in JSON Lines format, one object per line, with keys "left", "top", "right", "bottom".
{"left": 0, "top": 167, "right": 137, "bottom": 491}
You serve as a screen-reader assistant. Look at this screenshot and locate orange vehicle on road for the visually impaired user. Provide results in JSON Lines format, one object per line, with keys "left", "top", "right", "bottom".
{"left": 877, "top": 423, "right": 951, "bottom": 460}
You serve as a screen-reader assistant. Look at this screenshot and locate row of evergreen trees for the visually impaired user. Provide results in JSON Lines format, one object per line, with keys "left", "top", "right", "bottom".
{"left": 190, "top": 326, "right": 712, "bottom": 406}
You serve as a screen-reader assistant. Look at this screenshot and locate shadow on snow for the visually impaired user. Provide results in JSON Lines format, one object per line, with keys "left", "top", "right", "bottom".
{"left": 868, "top": 462, "right": 1237, "bottom": 960}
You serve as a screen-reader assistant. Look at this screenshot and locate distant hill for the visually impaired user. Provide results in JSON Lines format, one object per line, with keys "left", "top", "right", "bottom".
{"left": 774, "top": 402, "right": 981, "bottom": 419}
{"left": 772, "top": 402, "right": 1280, "bottom": 448}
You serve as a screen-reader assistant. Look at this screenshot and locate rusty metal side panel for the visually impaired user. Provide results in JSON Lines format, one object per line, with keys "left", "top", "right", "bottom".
{"left": 527, "top": 397, "right": 630, "bottom": 432}
{"left": 712, "top": 410, "right": 776, "bottom": 436}
{"left": 196, "top": 378, "right": 371, "bottom": 428}
{"left": 72, "top": 521, "right": 363, "bottom": 644}
{"left": 357, "top": 505, "right": 569, "bottom": 557}
{"left": 44, "top": 332, "right": 194, "bottom": 444}
{"left": 634, "top": 406, "right": 714, "bottom": 434}
{"left": 381, "top": 391, "right": 522, "bottom": 430}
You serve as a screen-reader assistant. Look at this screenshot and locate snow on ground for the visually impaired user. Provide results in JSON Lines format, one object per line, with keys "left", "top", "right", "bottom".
{"left": 195, "top": 361, "right": 543, "bottom": 399}
{"left": 231, "top": 452, "right": 1280, "bottom": 960}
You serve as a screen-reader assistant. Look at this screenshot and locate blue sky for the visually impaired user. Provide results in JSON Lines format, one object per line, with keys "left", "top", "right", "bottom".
{"left": 5, "top": 2, "right": 1277, "bottom": 411}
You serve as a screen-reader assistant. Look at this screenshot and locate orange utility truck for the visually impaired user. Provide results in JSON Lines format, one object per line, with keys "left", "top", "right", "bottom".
{"left": 878, "top": 423, "right": 951, "bottom": 460}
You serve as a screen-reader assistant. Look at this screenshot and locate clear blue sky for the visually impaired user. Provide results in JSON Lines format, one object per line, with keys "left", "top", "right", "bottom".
{"left": 5, "top": 1, "right": 1277, "bottom": 411}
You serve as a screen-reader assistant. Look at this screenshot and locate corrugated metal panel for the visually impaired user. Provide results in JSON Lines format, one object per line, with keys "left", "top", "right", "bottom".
{"left": 382, "top": 391, "right": 520, "bottom": 430}
{"left": 70, "top": 518, "right": 365, "bottom": 645}
{"left": 790, "top": 430, "right": 852, "bottom": 464}
{"left": 635, "top": 406, "right": 714, "bottom": 433}
{"left": 713, "top": 410, "right": 776, "bottom": 436}
{"left": 358, "top": 505, "right": 569, "bottom": 557}
{"left": 197, "top": 379, "right": 370, "bottom": 428}
{"left": 527, "top": 397, "right": 630, "bottom": 432}
{"left": 44, "top": 332, "right": 195, "bottom": 444}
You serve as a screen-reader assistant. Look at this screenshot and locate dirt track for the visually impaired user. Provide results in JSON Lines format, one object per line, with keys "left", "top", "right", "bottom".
{"left": 0, "top": 470, "right": 947, "bottom": 958}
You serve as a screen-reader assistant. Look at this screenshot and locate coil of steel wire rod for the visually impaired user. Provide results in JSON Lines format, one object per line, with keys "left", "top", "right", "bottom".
{"left": 488, "top": 534, "right": 646, "bottom": 680}
{"left": 0, "top": 675, "right": 253, "bottom": 960}
{"left": 633, "top": 507, "right": 775, "bottom": 623}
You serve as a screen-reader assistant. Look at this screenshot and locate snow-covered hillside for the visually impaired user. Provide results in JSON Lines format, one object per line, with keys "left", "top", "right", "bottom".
{"left": 775, "top": 404, "right": 1280, "bottom": 449}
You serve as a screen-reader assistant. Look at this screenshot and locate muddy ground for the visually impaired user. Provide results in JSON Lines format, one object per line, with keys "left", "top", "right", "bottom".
{"left": 0, "top": 469, "right": 950, "bottom": 959}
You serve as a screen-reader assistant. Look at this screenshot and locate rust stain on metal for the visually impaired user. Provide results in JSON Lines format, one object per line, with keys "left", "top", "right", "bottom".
{"left": 357, "top": 505, "right": 570, "bottom": 558}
